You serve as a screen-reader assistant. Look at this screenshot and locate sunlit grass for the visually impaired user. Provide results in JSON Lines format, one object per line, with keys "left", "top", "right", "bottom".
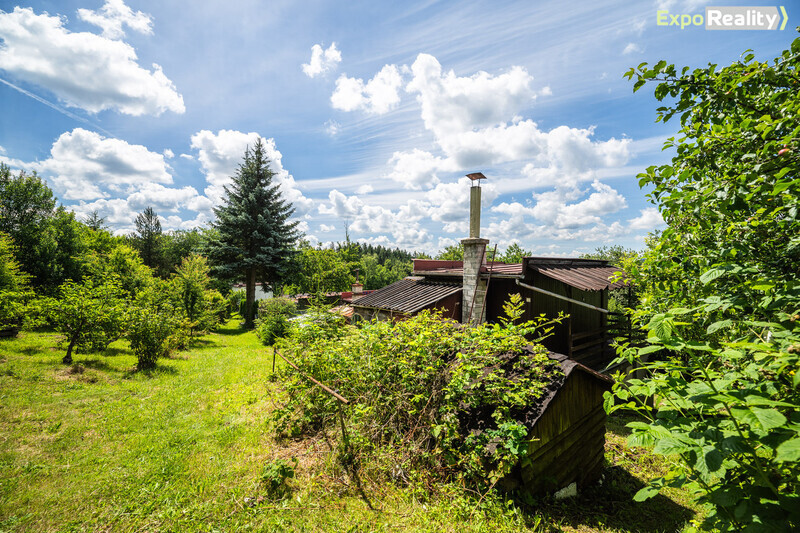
{"left": 0, "top": 322, "right": 701, "bottom": 532}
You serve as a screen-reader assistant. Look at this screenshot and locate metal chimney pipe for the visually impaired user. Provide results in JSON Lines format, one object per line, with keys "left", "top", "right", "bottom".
{"left": 469, "top": 185, "right": 481, "bottom": 238}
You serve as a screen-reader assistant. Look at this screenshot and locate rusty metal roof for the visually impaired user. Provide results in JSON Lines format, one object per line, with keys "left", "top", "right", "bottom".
{"left": 413, "top": 259, "right": 523, "bottom": 277}
{"left": 351, "top": 278, "right": 462, "bottom": 314}
{"left": 536, "top": 266, "right": 627, "bottom": 291}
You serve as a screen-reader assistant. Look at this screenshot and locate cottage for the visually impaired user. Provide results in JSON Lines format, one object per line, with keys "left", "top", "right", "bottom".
{"left": 352, "top": 173, "right": 630, "bottom": 371}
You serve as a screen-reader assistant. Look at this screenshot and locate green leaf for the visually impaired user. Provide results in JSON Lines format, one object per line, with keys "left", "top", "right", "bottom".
{"left": 707, "top": 319, "right": 733, "bottom": 334}
{"left": 654, "top": 437, "right": 692, "bottom": 456}
{"left": 731, "top": 407, "right": 787, "bottom": 432}
{"left": 700, "top": 268, "right": 726, "bottom": 284}
{"left": 633, "top": 485, "right": 660, "bottom": 502}
{"left": 775, "top": 438, "right": 800, "bottom": 462}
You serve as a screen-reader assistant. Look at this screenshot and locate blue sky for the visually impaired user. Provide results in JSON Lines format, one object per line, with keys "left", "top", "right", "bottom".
{"left": 0, "top": 0, "right": 794, "bottom": 256}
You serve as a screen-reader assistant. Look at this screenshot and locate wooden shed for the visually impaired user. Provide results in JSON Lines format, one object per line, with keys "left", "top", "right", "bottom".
{"left": 514, "top": 351, "right": 613, "bottom": 495}
{"left": 412, "top": 257, "right": 629, "bottom": 370}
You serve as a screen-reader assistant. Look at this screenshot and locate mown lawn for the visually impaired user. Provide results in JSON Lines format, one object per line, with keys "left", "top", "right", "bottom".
{"left": 0, "top": 320, "right": 702, "bottom": 532}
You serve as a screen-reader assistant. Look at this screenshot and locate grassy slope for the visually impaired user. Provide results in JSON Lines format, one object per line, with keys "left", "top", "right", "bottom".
{"left": 0, "top": 322, "right": 701, "bottom": 532}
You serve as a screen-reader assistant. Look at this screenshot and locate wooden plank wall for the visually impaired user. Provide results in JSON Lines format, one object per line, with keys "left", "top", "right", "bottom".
{"left": 519, "top": 371, "right": 609, "bottom": 495}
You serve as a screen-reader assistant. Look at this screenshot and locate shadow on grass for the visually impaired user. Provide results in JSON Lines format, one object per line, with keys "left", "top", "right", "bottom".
{"left": 124, "top": 364, "right": 179, "bottom": 379}
{"left": 522, "top": 465, "right": 694, "bottom": 533}
{"left": 213, "top": 325, "right": 250, "bottom": 337}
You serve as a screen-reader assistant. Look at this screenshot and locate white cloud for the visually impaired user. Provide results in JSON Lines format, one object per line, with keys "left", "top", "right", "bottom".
{"left": 77, "top": 0, "right": 153, "bottom": 40}
{"left": 325, "top": 120, "right": 341, "bottom": 136}
{"left": 319, "top": 224, "right": 335, "bottom": 232}
{"left": 27, "top": 128, "right": 172, "bottom": 200}
{"left": 355, "top": 184, "right": 373, "bottom": 194}
{"left": 331, "top": 64, "right": 403, "bottom": 114}
{"left": 179, "top": 153, "right": 194, "bottom": 160}
{"left": 628, "top": 207, "right": 664, "bottom": 230}
{"left": 426, "top": 177, "right": 498, "bottom": 233}
{"left": 189, "top": 129, "right": 313, "bottom": 215}
{"left": 622, "top": 42, "right": 642, "bottom": 55}
{"left": 302, "top": 42, "right": 342, "bottom": 78}
{"left": 126, "top": 183, "right": 201, "bottom": 212}
{"left": 406, "top": 54, "right": 535, "bottom": 137}
{"left": 0, "top": 7, "right": 184, "bottom": 116}
{"left": 386, "top": 148, "right": 449, "bottom": 190}
{"left": 318, "top": 189, "right": 363, "bottom": 218}
{"left": 162, "top": 148, "right": 174, "bottom": 159}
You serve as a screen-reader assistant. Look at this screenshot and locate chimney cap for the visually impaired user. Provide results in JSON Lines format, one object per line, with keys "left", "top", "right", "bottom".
{"left": 466, "top": 172, "right": 487, "bottom": 181}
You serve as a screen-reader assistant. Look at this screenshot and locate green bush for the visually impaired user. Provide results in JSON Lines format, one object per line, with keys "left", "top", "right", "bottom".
{"left": 255, "top": 297, "right": 298, "bottom": 346}
{"left": 272, "top": 295, "right": 561, "bottom": 487}
{"left": 126, "top": 307, "right": 179, "bottom": 370}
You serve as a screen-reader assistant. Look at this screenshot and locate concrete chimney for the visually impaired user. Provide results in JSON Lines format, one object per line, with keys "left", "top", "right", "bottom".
{"left": 462, "top": 173, "right": 489, "bottom": 325}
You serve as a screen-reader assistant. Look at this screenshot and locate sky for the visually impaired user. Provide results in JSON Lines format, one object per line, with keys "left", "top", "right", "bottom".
{"left": 0, "top": 0, "right": 794, "bottom": 256}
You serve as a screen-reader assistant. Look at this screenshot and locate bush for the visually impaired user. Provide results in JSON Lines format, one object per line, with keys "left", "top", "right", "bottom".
{"left": 255, "top": 297, "right": 298, "bottom": 346}
{"left": 127, "top": 307, "right": 179, "bottom": 370}
{"left": 272, "top": 295, "right": 561, "bottom": 487}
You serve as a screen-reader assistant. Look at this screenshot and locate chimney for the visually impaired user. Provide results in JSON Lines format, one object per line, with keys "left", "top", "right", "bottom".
{"left": 351, "top": 269, "right": 364, "bottom": 301}
{"left": 461, "top": 173, "right": 489, "bottom": 325}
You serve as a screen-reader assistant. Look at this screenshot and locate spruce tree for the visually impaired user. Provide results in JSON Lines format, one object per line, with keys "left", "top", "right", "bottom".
{"left": 132, "top": 207, "right": 163, "bottom": 271}
{"left": 208, "top": 138, "right": 300, "bottom": 328}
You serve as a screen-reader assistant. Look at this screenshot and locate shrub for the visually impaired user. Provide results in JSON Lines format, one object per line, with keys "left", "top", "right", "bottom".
{"left": 228, "top": 289, "right": 244, "bottom": 316}
{"left": 260, "top": 458, "right": 297, "bottom": 499}
{"left": 272, "top": 295, "right": 561, "bottom": 487}
{"left": 255, "top": 297, "right": 298, "bottom": 346}
{"left": 126, "top": 307, "right": 179, "bottom": 369}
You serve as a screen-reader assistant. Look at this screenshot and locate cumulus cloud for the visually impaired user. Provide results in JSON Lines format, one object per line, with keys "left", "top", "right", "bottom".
{"left": 23, "top": 128, "right": 172, "bottom": 200}
{"left": 331, "top": 64, "right": 403, "bottom": 114}
{"left": 189, "top": 129, "right": 314, "bottom": 215}
{"left": 355, "top": 184, "right": 373, "bottom": 194}
{"left": 319, "top": 223, "right": 335, "bottom": 232}
{"left": 0, "top": 7, "right": 184, "bottom": 116}
{"left": 387, "top": 148, "right": 449, "bottom": 189}
{"left": 302, "top": 42, "right": 342, "bottom": 78}
{"left": 628, "top": 207, "right": 664, "bottom": 230}
{"left": 77, "top": 0, "right": 153, "bottom": 39}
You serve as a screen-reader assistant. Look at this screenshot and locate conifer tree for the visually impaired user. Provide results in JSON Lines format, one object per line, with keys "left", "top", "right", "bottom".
{"left": 132, "top": 207, "right": 162, "bottom": 270}
{"left": 208, "top": 139, "right": 300, "bottom": 328}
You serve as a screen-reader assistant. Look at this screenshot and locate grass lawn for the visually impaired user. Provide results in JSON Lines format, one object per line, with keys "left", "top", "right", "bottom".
{"left": 0, "top": 320, "right": 702, "bottom": 532}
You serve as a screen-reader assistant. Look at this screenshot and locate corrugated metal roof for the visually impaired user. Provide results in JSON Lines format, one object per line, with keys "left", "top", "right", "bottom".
{"left": 352, "top": 278, "right": 462, "bottom": 314}
{"left": 537, "top": 266, "right": 627, "bottom": 291}
{"left": 413, "top": 260, "right": 523, "bottom": 277}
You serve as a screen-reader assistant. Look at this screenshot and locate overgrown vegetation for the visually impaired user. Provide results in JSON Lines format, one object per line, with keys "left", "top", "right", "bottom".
{"left": 271, "top": 296, "right": 563, "bottom": 489}
{"left": 606, "top": 34, "right": 800, "bottom": 532}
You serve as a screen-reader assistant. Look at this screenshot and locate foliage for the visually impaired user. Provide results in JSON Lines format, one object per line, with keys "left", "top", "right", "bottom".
{"left": 227, "top": 288, "right": 244, "bottom": 316}
{"left": 127, "top": 281, "right": 182, "bottom": 369}
{"left": 285, "top": 246, "right": 353, "bottom": 294}
{"left": 44, "top": 279, "right": 127, "bottom": 364}
{"left": 255, "top": 297, "right": 297, "bottom": 346}
{"left": 0, "top": 232, "right": 32, "bottom": 331}
{"left": 131, "top": 207, "right": 163, "bottom": 271}
{"left": 83, "top": 210, "right": 107, "bottom": 231}
{"left": 82, "top": 239, "right": 153, "bottom": 299}
{"left": 435, "top": 244, "right": 464, "bottom": 261}
{"left": 498, "top": 243, "right": 531, "bottom": 264}
{"left": 272, "top": 297, "right": 561, "bottom": 487}
{"left": 260, "top": 457, "right": 297, "bottom": 499}
{"left": 172, "top": 254, "right": 220, "bottom": 336}
{"left": 607, "top": 34, "right": 800, "bottom": 532}
{"left": 207, "top": 138, "right": 300, "bottom": 328}
{"left": 359, "top": 254, "right": 411, "bottom": 290}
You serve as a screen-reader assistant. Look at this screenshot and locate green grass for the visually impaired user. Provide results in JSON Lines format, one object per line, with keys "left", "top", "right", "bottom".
{"left": 0, "top": 321, "right": 702, "bottom": 532}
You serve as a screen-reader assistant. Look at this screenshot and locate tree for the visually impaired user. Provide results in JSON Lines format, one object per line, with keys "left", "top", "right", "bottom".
{"left": 498, "top": 243, "right": 531, "bottom": 264}
{"left": 46, "top": 279, "right": 126, "bottom": 364}
{"left": 0, "top": 232, "right": 32, "bottom": 333}
{"left": 84, "top": 210, "right": 107, "bottom": 231}
{"left": 435, "top": 244, "right": 463, "bottom": 261}
{"left": 171, "top": 254, "right": 219, "bottom": 336}
{"left": 132, "top": 207, "right": 163, "bottom": 270}
{"left": 207, "top": 139, "right": 300, "bottom": 328}
{"left": 286, "top": 246, "right": 353, "bottom": 295}
{"left": 605, "top": 34, "right": 800, "bottom": 531}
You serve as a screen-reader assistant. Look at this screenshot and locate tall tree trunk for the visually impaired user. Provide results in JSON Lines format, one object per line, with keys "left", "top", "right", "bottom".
{"left": 244, "top": 268, "right": 257, "bottom": 329}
